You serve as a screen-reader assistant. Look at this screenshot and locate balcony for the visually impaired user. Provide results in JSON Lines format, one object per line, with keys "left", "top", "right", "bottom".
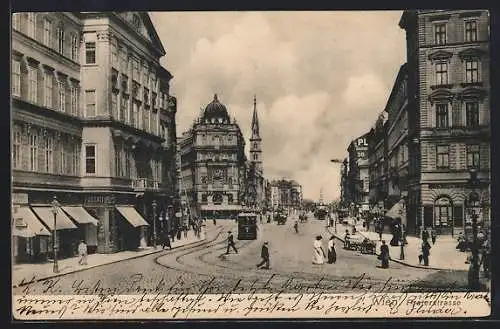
{"left": 132, "top": 178, "right": 159, "bottom": 192}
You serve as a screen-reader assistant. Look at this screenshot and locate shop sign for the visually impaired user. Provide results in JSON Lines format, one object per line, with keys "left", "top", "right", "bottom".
{"left": 12, "top": 193, "right": 28, "bottom": 205}
{"left": 84, "top": 195, "right": 116, "bottom": 205}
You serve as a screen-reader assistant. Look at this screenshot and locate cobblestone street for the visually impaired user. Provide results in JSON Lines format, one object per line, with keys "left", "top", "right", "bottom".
{"left": 13, "top": 215, "right": 461, "bottom": 296}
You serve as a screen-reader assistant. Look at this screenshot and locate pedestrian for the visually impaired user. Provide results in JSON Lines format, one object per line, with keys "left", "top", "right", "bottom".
{"left": 312, "top": 235, "right": 325, "bottom": 265}
{"left": 481, "top": 238, "right": 490, "bottom": 278}
{"left": 344, "top": 229, "right": 350, "bottom": 249}
{"left": 327, "top": 236, "right": 336, "bottom": 264}
{"left": 378, "top": 224, "right": 383, "bottom": 241}
{"left": 78, "top": 240, "right": 88, "bottom": 265}
{"left": 422, "top": 227, "right": 430, "bottom": 242}
{"left": 226, "top": 231, "right": 238, "bottom": 254}
{"left": 256, "top": 241, "right": 270, "bottom": 269}
{"left": 213, "top": 217, "right": 217, "bottom": 226}
{"left": 294, "top": 220, "right": 299, "bottom": 234}
{"left": 162, "top": 231, "right": 172, "bottom": 250}
{"left": 183, "top": 223, "right": 188, "bottom": 238}
{"left": 431, "top": 228, "right": 437, "bottom": 245}
{"left": 421, "top": 239, "right": 431, "bottom": 266}
{"left": 379, "top": 240, "right": 389, "bottom": 269}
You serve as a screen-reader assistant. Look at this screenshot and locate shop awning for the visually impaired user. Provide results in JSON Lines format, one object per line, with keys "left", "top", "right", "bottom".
{"left": 116, "top": 206, "right": 150, "bottom": 227}
{"left": 385, "top": 200, "right": 405, "bottom": 219}
{"left": 200, "top": 205, "right": 242, "bottom": 211}
{"left": 31, "top": 207, "right": 78, "bottom": 230}
{"left": 12, "top": 207, "right": 51, "bottom": 238}
{"left": 62, "top": 207, "right": 99, "bottom": 226}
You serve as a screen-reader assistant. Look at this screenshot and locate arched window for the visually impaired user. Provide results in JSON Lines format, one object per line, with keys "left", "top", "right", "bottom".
{"left": 253, "top": 142, "right": 258, "bottom": 149}
{"left": 253, "top": 154, "right": 258, "bottom": 161}
{"left": 434, "top": 196, "right": 452, "bottom": 227}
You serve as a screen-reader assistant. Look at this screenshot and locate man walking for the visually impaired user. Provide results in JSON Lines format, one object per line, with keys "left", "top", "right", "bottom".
{"left": 78, "top": 240, "right": 88, "bottom": 265}
{"left": 162, "top": 231, "right": 172, "bottom": 250}
{"left": 421, "top": 239, "right": 431, "bottom": 266}
{"left": 256, "top": 241, "right": 270, "bottom": 269}
{"left": 294, "top": 220, "right": 299, "bottom": 234}
{"left": 226, "top": 231, "right": 238, "bottom": 254}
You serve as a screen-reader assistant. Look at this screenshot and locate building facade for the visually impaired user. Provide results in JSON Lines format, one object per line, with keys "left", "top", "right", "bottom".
{"left": 400, "top": 10, "right": 490, "bottom": 235}
{"left": 178, "top": 95, "right": 247, "bottom": 219}
{"left": 268, "top": 179, "right": 303, "bottom": 211}
{"left": 346, "top": 134, "right": 370, "bottom": 215}
{"left": 11, "top": 12, "right": 178, "bottom": 263}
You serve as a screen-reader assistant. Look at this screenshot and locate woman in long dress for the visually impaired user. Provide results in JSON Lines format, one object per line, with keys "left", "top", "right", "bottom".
{"left": 327, "top": 236, "right": 336, "bottom": 264}
{"left": 312, "top": 235, "right": 325, "bottom": 265}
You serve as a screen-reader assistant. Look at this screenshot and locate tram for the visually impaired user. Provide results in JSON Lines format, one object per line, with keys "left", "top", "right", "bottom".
{"left": 237, "top": 212, "right": 258, "bottom": 240}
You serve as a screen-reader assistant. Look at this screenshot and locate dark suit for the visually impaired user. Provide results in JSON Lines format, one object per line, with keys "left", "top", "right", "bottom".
{"left": 226, "top": 234, "right": 238, "bottom": 254}
{"left": 257, "top": 244, "right": 270, "bottom": 268}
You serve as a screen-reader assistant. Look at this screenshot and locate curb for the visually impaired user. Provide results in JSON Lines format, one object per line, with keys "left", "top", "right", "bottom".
{"left": 12, "top": 235, "right": 208, "bottom": 289}
{"left": 325, "top": 227, "right": 458, "bottom": 271}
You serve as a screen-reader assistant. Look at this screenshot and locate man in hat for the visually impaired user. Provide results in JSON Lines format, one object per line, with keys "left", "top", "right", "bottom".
{"left": 78, "top": 240, "right": 88, "bottom": 265}
{"left": 226, "top": 231, "right": 238, "bottom": 254}
{"left": 256, "top": 241, "right": 270, "bottom": 269}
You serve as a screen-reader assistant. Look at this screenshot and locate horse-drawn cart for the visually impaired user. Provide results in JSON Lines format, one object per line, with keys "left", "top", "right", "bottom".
{"left": 344, "top": 235, "right": 376, "bottom": 254}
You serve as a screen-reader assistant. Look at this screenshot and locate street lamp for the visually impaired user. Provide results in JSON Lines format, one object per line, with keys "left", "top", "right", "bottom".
{"left": 152, "top": 200, "right": 157, "bottom": 249}
{"left": 467, "top": 168, "right": 480, "bottom": 290}
{"left": 51, "top": 196, "right": 60, "bottom": 273}
{"left": 399, "top": 198, "right": 407, "bottom": 261}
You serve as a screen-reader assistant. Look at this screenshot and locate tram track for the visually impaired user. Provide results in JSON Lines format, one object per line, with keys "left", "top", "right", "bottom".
{"left": 153, "top": 222, "right": 429, "bottom": 293}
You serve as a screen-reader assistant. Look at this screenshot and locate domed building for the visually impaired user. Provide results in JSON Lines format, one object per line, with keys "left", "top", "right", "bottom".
{"left": 178, "top": 94, "right": 247, "bottom": 219}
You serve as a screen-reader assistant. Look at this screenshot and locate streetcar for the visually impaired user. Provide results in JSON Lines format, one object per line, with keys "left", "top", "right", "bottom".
{"left": 237, "top": 212, "right": 258, "bottom": 240}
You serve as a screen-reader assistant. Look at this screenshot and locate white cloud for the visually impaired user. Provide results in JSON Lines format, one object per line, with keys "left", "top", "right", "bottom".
{"left": 150, "top": 11, "right": 406, "bottom": 201}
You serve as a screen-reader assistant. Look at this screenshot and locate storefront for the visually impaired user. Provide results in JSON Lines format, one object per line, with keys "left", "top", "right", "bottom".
{"left": 61, "top": 206, "right": 99, "bottom": 254}
{"left": 12, "top": 204, "right": 51, "bottom": 264}
{"left": 83, "top": 193, "right": 152, "bottom": 253}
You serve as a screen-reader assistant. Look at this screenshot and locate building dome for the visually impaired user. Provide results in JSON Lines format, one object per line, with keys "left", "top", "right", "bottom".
{"left": 202, "top": 94, "right": 230, "bottom": 124}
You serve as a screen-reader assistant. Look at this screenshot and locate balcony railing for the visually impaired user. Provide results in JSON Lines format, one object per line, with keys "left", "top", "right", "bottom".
{"left": 132, "top": 178, "right": 159, "bottom": 191}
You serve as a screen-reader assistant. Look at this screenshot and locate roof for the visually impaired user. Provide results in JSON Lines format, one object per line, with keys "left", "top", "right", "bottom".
{"left": 202, "top": 94, "right": 231, "bottom": 123}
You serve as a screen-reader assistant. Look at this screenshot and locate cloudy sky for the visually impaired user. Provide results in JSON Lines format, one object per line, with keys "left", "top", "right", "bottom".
{"left": 150, "top": 11, "right": 406, "bottom": 202}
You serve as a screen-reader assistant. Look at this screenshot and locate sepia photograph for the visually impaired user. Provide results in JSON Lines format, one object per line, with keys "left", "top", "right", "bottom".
{"left": 10, "top": 10, "right": 491, "bottom": 320}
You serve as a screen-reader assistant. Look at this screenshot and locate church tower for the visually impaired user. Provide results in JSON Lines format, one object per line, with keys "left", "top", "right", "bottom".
{"left": 250, "top": 95, "right": 263, "bottom": 174}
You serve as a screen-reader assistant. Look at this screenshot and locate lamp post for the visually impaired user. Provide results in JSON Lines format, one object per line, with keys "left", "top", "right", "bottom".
{"left": 152, "top": 200, "right": 157, "bottom": 249}
{"left": 51, "top": 196, "right": 60, "bottom": 273}
{"left": 399, "top": 202, "right": 405, "bottom": 261}
{"left": 468, "top": 168, "right": 480, "bottom": 290}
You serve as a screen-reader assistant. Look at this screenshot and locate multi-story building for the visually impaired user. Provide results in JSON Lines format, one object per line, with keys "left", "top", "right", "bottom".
{"left": 268, "top": 179, "right": 303, "bottom": 211}
{"left": 384, "top": 64, "right": 410, "bottom": 226}
{"left": 346, "top": 133, "right": 370, "bottom": 215}
{"left": 11, "top": 12, "right": 178, "bottom": 263}
{"left": 178, "top": 94, "right": 247, "bottom": 219}
{"left": 400, "top": 10, "right": 490, "bottom": 235}
{"left": 367, "top": 113, "right": 388, "bottom": 213}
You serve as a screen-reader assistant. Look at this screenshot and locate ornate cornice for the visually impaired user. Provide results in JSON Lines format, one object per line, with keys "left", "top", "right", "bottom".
{"left": 458, "top": 48, "right": 486, "bottom": 60}
{"left": 428, "top": 89, "right": 454, "bottom": 103}
{"left": 456, "top": 86, "right": 487, "bottom": 101}
{"left": 428, "top": 50, "right": 453, "bottom": 61}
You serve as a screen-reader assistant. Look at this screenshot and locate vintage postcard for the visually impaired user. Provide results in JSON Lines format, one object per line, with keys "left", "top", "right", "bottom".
{"left": 11, "top": 10, "right": 491, "bottom": 320}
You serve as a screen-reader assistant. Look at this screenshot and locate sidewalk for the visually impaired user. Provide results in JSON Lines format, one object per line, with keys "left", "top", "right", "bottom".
{"left": 330, "top": 224, "right": 470, "bottom": 271}
{"left": 12, "top": 229, "right": 207, "bottom": 288}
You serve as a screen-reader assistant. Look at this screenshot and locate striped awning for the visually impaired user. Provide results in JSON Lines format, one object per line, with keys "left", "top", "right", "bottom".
{"left": 116, "top": 206, "right": 150, "bottom": 227}
{"left": 12, "top": 207, "right": 51, "bottom": 238}
{"left": 31, "top": 207, "right": 78, "bottom": 230}
{"left": 62, "top": 206, "right": 99, "bottom": 226}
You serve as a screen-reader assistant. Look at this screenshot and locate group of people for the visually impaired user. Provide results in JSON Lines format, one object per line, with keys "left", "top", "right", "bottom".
{"left": 312, "top": 235, "right": 337, "bottom": 265}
